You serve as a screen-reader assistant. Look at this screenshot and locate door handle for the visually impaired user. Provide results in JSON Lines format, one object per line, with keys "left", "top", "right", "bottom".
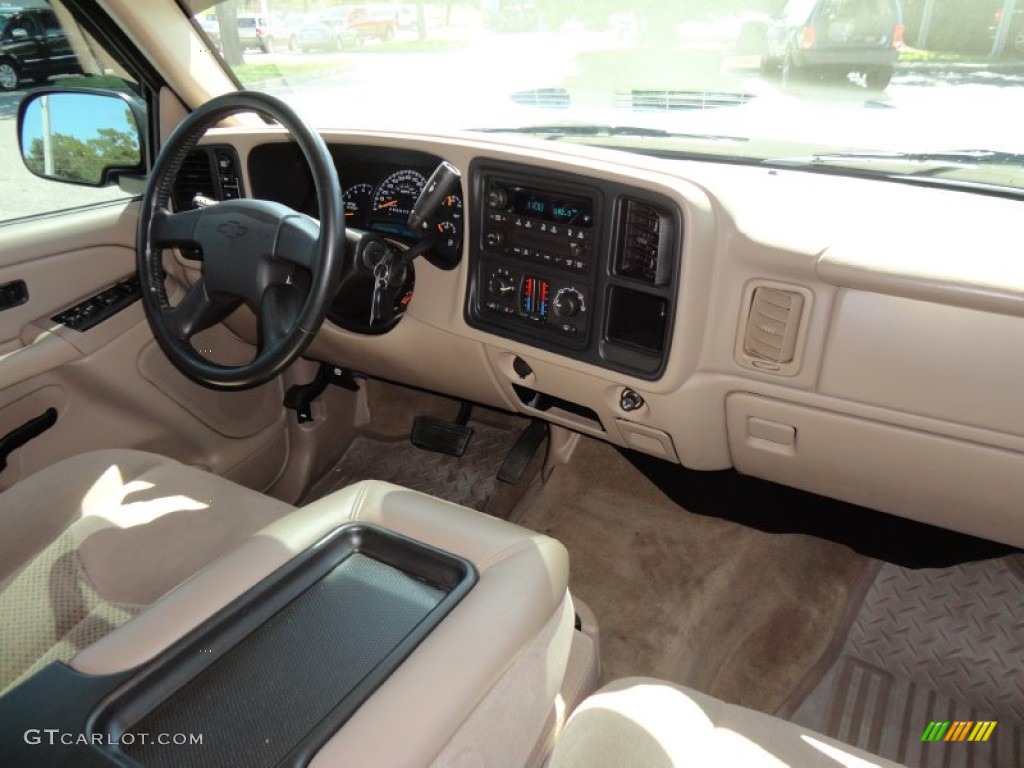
{"left": 0, "top": 280, "right": 28, "bottom": 311}
{"left": 0, "top": 408, "right": 57, "bottom": 472}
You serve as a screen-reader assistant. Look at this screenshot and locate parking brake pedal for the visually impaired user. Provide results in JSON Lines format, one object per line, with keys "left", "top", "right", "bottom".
{"left": 411, "top": 402, "right": 473, "bottom": 456}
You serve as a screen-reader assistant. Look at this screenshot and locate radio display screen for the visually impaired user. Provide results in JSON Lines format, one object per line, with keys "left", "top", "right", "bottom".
{"left": 510, "top": 188, "right": 593, "bottom": 228}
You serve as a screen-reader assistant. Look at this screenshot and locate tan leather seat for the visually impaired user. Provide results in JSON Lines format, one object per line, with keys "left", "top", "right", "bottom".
{"left": 549, "top": 678, "right": 903, "bottom": 768}
{"left": 0, "top": 448, "right": 293, "bottom": 695}
{"left": 2, "top": 453, "right": 576, "bottom": 765}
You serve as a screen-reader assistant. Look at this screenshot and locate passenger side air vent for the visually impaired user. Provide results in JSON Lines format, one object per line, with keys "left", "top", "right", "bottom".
{"left": 616, "top": 198, "right": 674, "bottom": 286}
{"left": 738, "top": 285, "right": 807, "bottom": 375}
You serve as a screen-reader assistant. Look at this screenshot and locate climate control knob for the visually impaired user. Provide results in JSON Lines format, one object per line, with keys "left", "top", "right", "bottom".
{"left": 488, "top": 272, "right": 516, "bottom": 297}
{"left": 553, "top": 287, "right": 584, "bottom": 318}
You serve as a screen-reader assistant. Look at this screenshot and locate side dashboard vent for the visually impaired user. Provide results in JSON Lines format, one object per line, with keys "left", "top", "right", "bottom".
{"left": 171, "top": 146, "right": 244, "bottom": 211}
{"left": 172, "top": 149, "right": 216, "bottom": 211}
{"left": 617, "top": 199, "right": 675, "bottom": 286}
{"left": 742, "top": 286, "right": 805, "bottom": 367}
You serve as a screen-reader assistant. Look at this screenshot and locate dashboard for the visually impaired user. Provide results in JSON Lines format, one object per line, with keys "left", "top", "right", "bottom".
{"left": 169, "top": 128, "right": 1024, "bottom": 551}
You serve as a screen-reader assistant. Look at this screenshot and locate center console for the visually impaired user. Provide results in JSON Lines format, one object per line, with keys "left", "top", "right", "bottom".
{"left": 466, "top": 160, "right": 683, "bottom": 379}
{"left": 0, "top": 524, "right": 475, "bottom": 768}
{"left": 0, "top": 481, "right": 585, "bottom": 768}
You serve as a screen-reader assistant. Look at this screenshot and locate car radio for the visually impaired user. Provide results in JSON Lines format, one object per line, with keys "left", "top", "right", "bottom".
{"left": 475, "top": 177, "right": 598, "bottom": 345}
{"left": 481, "top": 181, "right": 595, "bottom": 273}
{"left": 468, "top": 161, "right": 680, "bottom": 379}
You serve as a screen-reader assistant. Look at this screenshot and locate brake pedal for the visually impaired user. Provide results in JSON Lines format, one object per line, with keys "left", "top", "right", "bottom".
{"left": 411, "top": 402, "right": 474, "bottom": 456}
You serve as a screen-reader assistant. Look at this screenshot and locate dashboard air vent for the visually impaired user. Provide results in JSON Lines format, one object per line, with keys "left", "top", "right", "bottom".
{"left": 172, "top": 149, "right": 216, "bottom": 211}
{"left": 743, "top": 287, "right": 804, "bottom": 365}
{"left": 617, "top": 199, "right": 673, "bottom": 286}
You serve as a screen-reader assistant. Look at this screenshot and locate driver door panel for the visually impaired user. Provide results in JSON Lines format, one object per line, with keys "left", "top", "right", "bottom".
{"left": 0, "top": 203, "right": 289, "bottom": 493}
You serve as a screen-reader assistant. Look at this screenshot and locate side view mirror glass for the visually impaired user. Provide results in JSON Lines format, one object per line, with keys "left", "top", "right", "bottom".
{"left": 18, "top": 88, "right": 144, "bottom": 187}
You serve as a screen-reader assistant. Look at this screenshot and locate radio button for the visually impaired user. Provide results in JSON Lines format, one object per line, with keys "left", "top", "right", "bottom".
{"left": 485, "top": 231, "right": 505, "bottom": 248}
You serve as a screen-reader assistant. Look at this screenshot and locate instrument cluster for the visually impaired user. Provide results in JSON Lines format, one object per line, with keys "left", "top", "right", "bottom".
{"left": 246, "top": 144, "right": 464, "bottom": 270}
{"left": 343, "top": 167, "right": 463, "bottom": 268}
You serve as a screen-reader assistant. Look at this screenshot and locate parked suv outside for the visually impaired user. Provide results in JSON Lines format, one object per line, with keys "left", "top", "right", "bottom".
{"left": 762, "top": 0, "right": 903, "bottom": 90}
{"left": 0, "top": 7, "right": 79, "bottom": 91}
{"left": 237, "top": 14, "right": 294, "bottom": 53}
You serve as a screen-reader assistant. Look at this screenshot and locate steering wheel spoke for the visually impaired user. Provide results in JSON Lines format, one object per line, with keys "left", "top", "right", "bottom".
{"left": 274, "top": 213, "right": 321, "bottom": 271}
{"left": 163, "top": 278, "right": 238, "bottom": 341}
{"left": 151, "top": 207, "right": 204, "bottom": 249}
{"left": 257, "top": 285, "right": 303, "bottom": 352}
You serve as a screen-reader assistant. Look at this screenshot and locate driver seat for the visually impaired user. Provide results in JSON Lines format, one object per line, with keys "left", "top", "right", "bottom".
{"left": 0, "top": 448, "right": 294, "bottom": 695}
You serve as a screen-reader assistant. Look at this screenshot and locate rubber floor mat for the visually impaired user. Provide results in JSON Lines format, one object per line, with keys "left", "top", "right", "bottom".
{"left": 779, "top": 556, "right": 1024, "bottom": 767}
{"left": 301, "top": 421, "right": 520, "bottom": 512}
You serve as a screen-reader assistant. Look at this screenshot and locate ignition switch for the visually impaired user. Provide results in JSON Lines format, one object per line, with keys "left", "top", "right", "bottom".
{"left": 619, "top": 388, "right": 645, "bottom": 412}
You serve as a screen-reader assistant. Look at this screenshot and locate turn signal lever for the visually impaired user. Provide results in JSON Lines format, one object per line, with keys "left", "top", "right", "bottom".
{"left": 402, "top": 161, "right": 461, "bottom": 262}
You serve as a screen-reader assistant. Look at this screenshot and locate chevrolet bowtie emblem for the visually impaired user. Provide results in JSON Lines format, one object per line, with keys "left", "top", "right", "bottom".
{"left": 217, "top": 220, "right": 247, "bottom": 238}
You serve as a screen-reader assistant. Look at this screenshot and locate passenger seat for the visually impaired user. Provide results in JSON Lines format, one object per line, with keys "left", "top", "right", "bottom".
{"left": 549, "top": 677, "right": 902, "bottom": 768}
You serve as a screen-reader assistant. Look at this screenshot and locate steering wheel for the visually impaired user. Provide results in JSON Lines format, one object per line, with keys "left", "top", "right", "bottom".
{"left": 137, "top": 92, "right": 345, "bottom": 390}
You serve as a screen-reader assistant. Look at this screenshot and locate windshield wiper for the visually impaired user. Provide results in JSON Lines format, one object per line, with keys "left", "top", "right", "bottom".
{"left": 474, "top": 124, "right": 749, "bottom": 143}
{"left": 766, "top": 149, "right": 1024, "bottom": 174}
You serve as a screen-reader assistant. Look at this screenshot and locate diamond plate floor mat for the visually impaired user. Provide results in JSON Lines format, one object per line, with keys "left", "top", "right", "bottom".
{"left": 778, "top": 556, "right": 1024, "bottom": 767}
{"left": 301, "top": 420, "right": 527, "bottom": 514}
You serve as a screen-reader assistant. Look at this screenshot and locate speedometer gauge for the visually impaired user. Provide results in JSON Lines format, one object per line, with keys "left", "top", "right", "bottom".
{"left": 372, "top": 169, "right": 426, "bottom": 219}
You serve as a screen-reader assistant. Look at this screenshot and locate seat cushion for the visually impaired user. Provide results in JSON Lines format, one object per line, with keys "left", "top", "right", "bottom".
{"left": 549, "top": 677, "right": 904, "bottom": 768}
{"left": 0, "top": 449, "right": 293, "bottom": 695}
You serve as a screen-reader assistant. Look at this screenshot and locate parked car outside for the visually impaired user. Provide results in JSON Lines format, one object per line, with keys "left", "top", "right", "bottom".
{"left": 295, "top": 19, "right": 357, "bottom": 52}
{"left": 762, "top": 0, "right": 904, "bottom": 90}
{"left": 336, "top": 5, "right": 396, "bottom": 42}
{"left": 236, "top": 14, "right": 295, "bottom": 53}
{"left": 0, "top": 7, "right": 80, "bottom": 92}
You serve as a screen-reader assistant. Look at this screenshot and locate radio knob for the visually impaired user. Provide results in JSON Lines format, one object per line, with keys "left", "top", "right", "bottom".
{"left": 488, "top": 187, "right": 509, "bottom": 209}
{"left": 485, "top": 230, "right": 505, "bottom": 249}
{"left": 553, "top": 287, "right": 584, "bottom": 318}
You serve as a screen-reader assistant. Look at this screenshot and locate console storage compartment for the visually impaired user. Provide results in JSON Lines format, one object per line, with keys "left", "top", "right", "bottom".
{"left": 0, "top": 523, "right": 476, "bottom": 768}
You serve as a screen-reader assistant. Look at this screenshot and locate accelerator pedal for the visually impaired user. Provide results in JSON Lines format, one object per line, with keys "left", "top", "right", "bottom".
{"left": 411, "top": 402, "right": 474, "bottom": 457}
{"left": 497, "top": 419, "right": 548, "bottom": 485}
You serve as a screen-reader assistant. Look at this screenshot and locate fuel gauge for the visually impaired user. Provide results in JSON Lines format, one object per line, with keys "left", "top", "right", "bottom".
{"left": 435, "top": 220, "right": 461, "bottom": 251}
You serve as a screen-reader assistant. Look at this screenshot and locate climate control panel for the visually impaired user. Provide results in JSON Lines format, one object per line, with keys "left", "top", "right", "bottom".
{"left": 480, "top": 263, "right": 589, "bottom": 339}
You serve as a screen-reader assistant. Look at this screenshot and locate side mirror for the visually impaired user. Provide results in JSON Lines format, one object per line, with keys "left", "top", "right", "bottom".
{"left": 17, "top": 88, "right": 145, "bottom": 188}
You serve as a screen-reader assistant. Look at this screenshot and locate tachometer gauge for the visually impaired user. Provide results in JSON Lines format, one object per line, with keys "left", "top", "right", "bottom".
{"left": 343, "top": 182, "right": 374, "bottom": 228}
{"left": 372, "top": 169, "right": 426, "bottom": 219}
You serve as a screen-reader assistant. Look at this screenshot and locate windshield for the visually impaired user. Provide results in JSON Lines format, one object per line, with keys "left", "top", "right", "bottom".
{"left": 185, "top": 0, "right": 1024, "bottom": 192}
